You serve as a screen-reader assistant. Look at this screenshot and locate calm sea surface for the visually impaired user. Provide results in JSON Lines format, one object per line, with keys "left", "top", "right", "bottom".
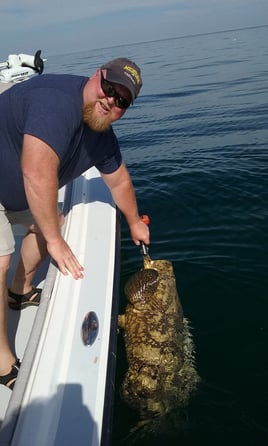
{"left": 47, "top": 27, "right": 268, "bottom": 445}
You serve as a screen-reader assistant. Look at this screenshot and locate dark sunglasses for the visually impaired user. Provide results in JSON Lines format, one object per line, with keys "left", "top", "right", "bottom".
{"left": 100, "top": 71, "right": 130, "bottom": 109}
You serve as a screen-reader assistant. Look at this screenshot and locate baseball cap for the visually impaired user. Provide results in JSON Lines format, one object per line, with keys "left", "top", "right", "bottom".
{"left": 101, "top": 58, "right": 142, "bottom": 103}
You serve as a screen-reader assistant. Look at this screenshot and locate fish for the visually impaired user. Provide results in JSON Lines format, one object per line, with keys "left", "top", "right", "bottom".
{"left": 118, "top": 254, "right": 200, "bottom": 423}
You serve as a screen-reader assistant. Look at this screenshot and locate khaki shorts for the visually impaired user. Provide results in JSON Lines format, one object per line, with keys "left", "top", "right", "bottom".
{"left": 0, "top": 204, "right": 34, "bottom": 256}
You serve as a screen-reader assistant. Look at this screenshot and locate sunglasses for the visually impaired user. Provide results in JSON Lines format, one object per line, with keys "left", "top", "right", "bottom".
{"left": 100, "top": 71, "right": 130, "bottom": 109}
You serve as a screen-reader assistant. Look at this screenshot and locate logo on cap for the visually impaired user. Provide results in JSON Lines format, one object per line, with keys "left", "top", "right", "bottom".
{"left": 124, "top": 65, "right": 142, "bottom": 85}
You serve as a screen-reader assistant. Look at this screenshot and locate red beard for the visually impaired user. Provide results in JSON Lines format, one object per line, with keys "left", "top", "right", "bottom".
{"left": 82, "top": 102, "right": 111, "bottom": 132}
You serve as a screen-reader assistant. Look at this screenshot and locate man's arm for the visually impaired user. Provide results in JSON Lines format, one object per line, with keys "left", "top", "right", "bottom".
{"left": 101, "top": 163, "right": 150, "bottom": 245}
{"left": 21, "top": 134, "right": 84, "bottom": 279}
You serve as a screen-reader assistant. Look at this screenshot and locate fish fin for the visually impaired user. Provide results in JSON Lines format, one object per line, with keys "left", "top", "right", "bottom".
{"left": 124, "top": 269, "right": 159, "bottom": 303}
{"left": 118, "top": 314, "right": 126, "bottom": 330}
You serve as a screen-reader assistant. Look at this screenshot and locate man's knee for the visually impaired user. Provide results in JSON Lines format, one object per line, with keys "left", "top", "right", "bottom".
{"left": 0, "top": 204, "right": 16, "bottom": 257}
{"left": 0, "top": 255, "right": 11, "bottom": 275}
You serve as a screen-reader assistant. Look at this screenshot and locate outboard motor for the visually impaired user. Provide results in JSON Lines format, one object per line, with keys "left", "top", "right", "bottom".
{"left": 0, "top": 50, "right": 46, "bottom": 83}
{"left": 20, "top": 49, "right": 44, "bottom": 74}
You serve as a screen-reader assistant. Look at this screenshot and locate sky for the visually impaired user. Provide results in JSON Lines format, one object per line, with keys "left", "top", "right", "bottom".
{"left": 0, "top": 0, "right": 267, "bottom": 58}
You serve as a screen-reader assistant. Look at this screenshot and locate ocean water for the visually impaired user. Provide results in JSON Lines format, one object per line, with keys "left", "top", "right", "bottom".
{"left": 47, "top": 26, "right": 268, "bottom": 445}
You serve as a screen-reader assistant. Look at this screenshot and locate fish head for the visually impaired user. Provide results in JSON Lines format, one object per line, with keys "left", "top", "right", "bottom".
{"left": 124, "top": 258, "right": 177, "bottom": 312}
{"left": 143, "top": 257, "right": 174, "bottom": 276}
{"left": 142, "top": 258, "right": 178, "bottom": 311}
{"left": 124, "top": 268, "right": 159, "bottom": 310}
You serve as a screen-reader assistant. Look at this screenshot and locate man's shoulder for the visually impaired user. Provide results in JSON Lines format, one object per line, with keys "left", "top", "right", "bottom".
{"left": 9, "top": 73, "right": 88, "bottom": 99}
{"left": 26, "top": 73, "right": 88, "bottom": 91}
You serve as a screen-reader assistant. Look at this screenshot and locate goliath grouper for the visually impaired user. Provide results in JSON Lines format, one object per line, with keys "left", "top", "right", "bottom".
{"left": 118, "top": 254, "right": 200, "bottom": 421}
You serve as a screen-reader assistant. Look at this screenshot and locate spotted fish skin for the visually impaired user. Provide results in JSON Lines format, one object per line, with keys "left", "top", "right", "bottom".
{"left": 118, "top": 255, "right": 200, "bottom": 419}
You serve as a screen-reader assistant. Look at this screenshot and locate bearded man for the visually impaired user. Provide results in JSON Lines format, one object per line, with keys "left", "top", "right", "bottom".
{"left": 0, "top": 58, "right": 149, "bottom": 389}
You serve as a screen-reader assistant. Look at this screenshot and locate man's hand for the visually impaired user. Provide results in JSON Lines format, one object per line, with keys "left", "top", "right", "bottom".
{"left": 129, "top": 219, "right": 150, "bottom": 246}
{"left": 47, "top": 237, "right": 84, "bottom": 280}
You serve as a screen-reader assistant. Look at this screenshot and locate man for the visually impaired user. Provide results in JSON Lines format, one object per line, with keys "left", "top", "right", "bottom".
{"left": 0, "top": 58, "right": 150, "bottom": 389}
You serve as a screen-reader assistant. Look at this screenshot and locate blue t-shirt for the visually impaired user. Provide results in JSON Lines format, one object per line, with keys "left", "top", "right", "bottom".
{"left": 0, "top": 74, "right": 122, "bottom": 210}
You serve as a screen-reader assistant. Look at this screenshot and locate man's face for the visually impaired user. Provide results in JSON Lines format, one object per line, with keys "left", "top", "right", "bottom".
{"left": 83, "top": 69, "right": 131, "bottom": 132}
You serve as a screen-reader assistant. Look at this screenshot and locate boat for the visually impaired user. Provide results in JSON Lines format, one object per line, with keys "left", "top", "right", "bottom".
{"left": 0, "top": 82, "right": 121, "bottom": 445}
{"left": 0, "top": 50, "right": 45, "bottom": 83}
